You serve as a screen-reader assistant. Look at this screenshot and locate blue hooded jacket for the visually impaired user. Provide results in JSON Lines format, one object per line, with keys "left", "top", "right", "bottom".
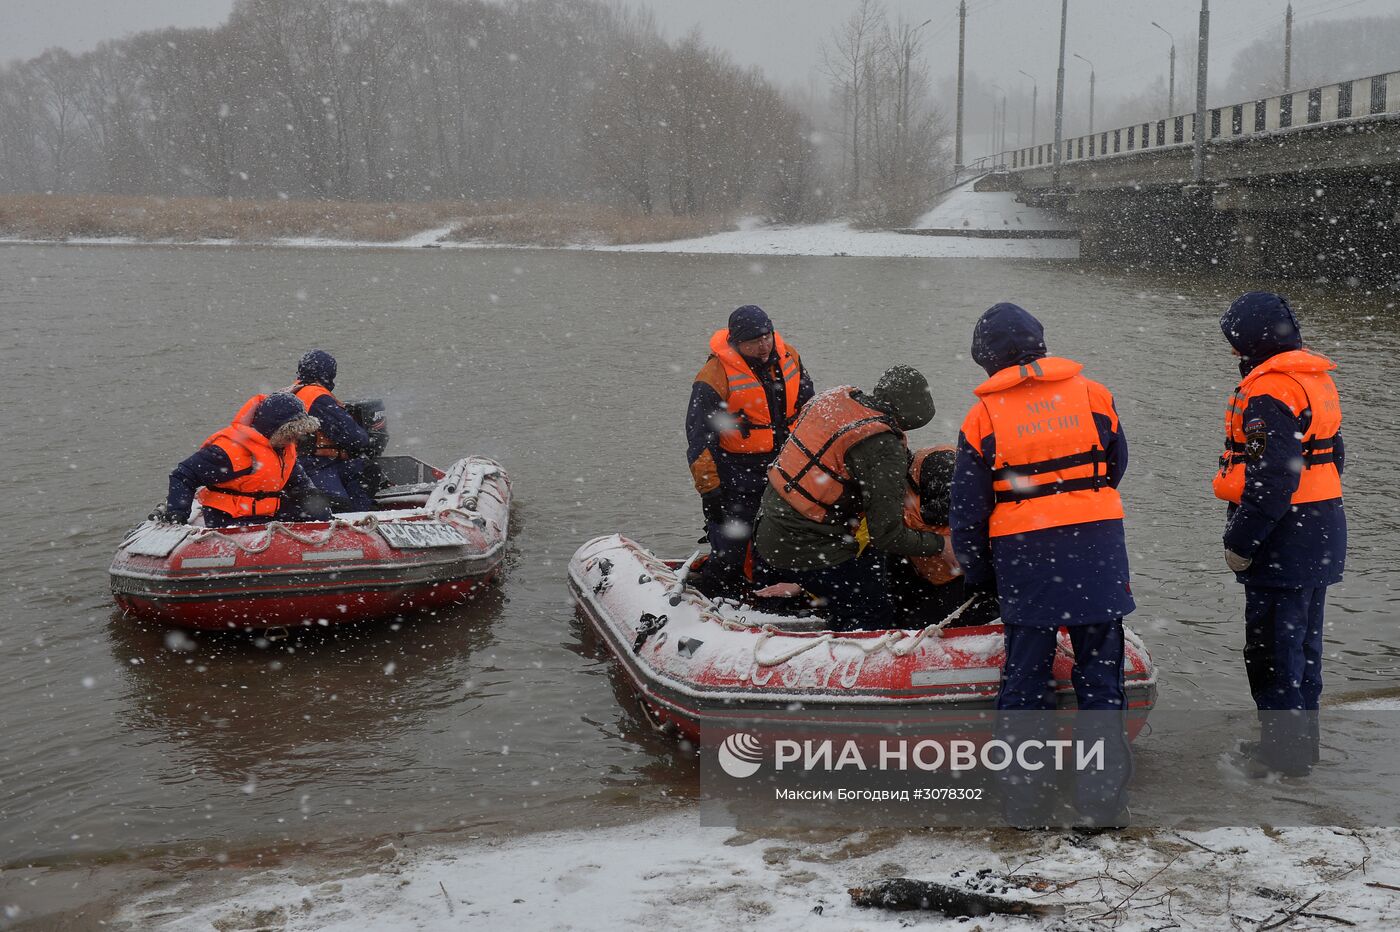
{"left": 1218, "top": 293, "right": 1345, "bottom": 589}
{"left": 951, "top": 304, "right": 1135, "bottom": 627}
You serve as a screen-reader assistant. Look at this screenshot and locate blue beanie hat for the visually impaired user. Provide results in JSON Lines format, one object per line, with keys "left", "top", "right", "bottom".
{"left": 297, "top": 349, "right": 337, "bottom": 389}
{"left": 727, "top": 305, "right": 773, "bottom": 343}
{"left": 251, "top": 392, "right": 310, "bottom": 438}
{"left": 971, "top": 303, "right": 1047, "bottom": 376}
{"left": 1220, "top": 292, "right": 1302, "bottom": 373}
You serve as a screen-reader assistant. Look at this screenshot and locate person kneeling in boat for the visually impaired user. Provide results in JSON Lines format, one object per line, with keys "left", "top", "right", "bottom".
{"left": 159, "top": 392, "right": 331, "bottom": 528}
{"left": 288, "top": 349, "right": 387, "bottom": 512}
{"left": 752, "top": 365, "right": 946, "bottom": 632}
{"left": 888, "top": 446, "right": 1000, "bottom": 627}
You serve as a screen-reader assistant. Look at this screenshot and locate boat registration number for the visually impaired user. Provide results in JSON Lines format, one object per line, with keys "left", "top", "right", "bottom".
{"left": 378, "top": 521, "right": 468, "bottom": 549}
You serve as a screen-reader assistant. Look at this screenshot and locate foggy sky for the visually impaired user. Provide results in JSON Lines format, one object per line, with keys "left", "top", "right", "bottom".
{"left": 7, "top": 0, "right": 1396, "bottom": 106}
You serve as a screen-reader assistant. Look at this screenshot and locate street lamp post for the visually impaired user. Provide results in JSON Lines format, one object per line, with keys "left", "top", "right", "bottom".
{"left": 1151, "top": 20, "right": 1176, "bottom": 116}
{"left": 899, "top": 18, "right": 932, "bottom": 180}
{"left": 1192, "top": 0, "right": 1210, "bottom": 184}
{"left": 990, "top": 83, "right": 1007, "bottom": 163}
{"left": 1072, "top": 53, "right": 1095, "bottom": 138}
{"left": 955, "top": 0, "right": 967, "bottom": 173}
{"left": 1017, "top": 69, "right": 1038, "bottom": 145}
{"left": 1051, "top": 0, "right": 1068, "bottom": 186}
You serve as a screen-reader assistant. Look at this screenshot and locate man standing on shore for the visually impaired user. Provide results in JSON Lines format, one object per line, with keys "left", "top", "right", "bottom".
{"left": 1213, "top": 292, "right": 1345, "bottom": 777}
{"left": 950, "top": 303, "right": 1134, "bottom": 826}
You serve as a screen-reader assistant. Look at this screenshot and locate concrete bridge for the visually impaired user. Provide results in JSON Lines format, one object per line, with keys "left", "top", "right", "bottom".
{"left": 993, "top": 68, "right": 1400, "bottom": 283}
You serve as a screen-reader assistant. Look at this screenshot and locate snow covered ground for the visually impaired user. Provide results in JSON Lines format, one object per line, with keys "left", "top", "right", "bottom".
{"left": 0, "top": 182, "right": 1080, "bottom": 260}
{"left": 117, "top": 814, "right": 1400, "bottom": 931}
{"left": 912, "top": 179, "right": 1078, "bottom": 234}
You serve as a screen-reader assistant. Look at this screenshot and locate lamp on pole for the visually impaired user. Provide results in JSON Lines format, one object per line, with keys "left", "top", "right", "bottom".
{"left": 1017, "top": 69, "right": 1038, "bottom": 145}
{"left": 1051, "top": 0, "right": 1068, "bottom": 187}
{"left": 955, "top": 0, "right": 967, "bottom": 173}
{"left": 1072, "top": 53, "right": 1095, "bottom": 138}
{"left": 990, "top": 82, "right": 1006, "bottom": 161}
{"left": 1151, "top": 20, "right": 1176, "bottom": 116}
{"left": 898, "top": 18, "right": 932, "bottom": 180}
{"left": 1191, "top": 0, "right": 1210, "bottom": 184}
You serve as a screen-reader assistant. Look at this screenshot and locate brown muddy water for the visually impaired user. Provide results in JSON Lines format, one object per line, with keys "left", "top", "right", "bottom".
{"left": 1, "top": 242, "right": 1397, "bottom": 887}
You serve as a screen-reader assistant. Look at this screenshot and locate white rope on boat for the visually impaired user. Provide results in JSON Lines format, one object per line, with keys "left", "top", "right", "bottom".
{"left": 599, "top": 545, "right": 985, "bottom": 668}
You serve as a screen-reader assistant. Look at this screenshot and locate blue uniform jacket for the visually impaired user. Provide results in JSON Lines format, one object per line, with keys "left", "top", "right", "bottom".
{"left": 951, "top": 404, "right": 1135, "bottom": 627}
{"left": 167, "top": 445, "right": 326, "bottom": 523}
{"left": 685, "top": 352, "right": 814, "bottom": 499}
{"left": 1223, "top": 393, "right": 1346, "bottom": 589}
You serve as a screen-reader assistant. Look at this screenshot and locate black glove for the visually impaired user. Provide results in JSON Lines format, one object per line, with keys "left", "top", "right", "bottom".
{"left": 701, "top": 491, "right": 726, "bottom": 532}
{"left": 149, "top": 503, "right": 183, "bottom": 525}
{"left": 367, "top": 426, "right": 389, "bottom": 458}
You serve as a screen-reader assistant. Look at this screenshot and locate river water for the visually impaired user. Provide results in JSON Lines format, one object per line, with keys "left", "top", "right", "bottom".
{"left": 1, "top": 243, "right": 1396, "bottom": 871}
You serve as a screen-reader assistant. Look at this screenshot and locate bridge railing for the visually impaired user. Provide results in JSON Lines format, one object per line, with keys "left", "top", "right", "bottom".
{"left": 1003, "top": 68, "right": 1400, "bottom": 172}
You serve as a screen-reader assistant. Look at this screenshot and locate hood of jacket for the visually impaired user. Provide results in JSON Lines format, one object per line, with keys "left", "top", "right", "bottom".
{"left": 971, "top": 303, "right": 1047, "bottom": 376}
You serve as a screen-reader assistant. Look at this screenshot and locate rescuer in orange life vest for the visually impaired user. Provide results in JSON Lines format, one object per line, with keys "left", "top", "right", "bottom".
{"left": 1214, "top": 292, "right": 1345, "bottom": 778}
{"left": 156, "top": 392, "right": 331, "bottom": 528}
{"left": 950, "top": 303, "right": 1134, "bottom": 827}
{"left": 888, "top": 445, "right": 999, "bottom": 626}
{"left": 289, "top": 349, "right": 388, "bottom": 512}
{"left": 751, "top": 365, "right": 945, "bottom": 631}
{"left": 686, "top": 305, "right": 814, "bottom": 597}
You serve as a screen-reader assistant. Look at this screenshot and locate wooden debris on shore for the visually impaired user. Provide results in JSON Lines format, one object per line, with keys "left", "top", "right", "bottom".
{"left": 848, "top": 877, "right": 1063, "bottom": 917}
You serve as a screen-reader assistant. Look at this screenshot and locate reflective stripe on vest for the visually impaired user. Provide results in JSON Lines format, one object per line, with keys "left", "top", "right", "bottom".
{"left": 768, "top": 387, "right": 898, "bottom": 523}
{"left": 708, "top": 328, "right": 801, "bottom": 455}
{"left": 973, "top": 358, "right": 1124, "bottom": 537}
{"left": 903, "top": 445, "right": 960, "bottom": 585}
{"left": 196, "top": 417, "right": 297, "bottom": 519}
{"left": 1212, "top": 349, "right": 1342, "bottom": 505}
{"left": 289, "top": 382, "right": 347, "bottom": 460}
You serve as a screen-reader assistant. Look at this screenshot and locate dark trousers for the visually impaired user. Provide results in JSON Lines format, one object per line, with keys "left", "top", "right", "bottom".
{"left": 790, "top": 548, "right": 895, "bottom": 632}
{"left": 997, "top": 621, "right": 1126, "bottom": 712}
{"left": 304, "top": 457, "right": 377, "bottom": 512}
{"left": 699, "top": 484, "right": 765, "bottom": 596}
{"left": 1244, "top": 585, "right": 1326, "bottom": 711}
{"left": 1244, "top": 585, "right": 1326, "bottom": 772}
{"left": 996, "top": 621, "right": 1131, "bottom": 826}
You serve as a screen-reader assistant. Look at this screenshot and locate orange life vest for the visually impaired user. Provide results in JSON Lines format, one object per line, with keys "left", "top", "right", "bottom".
{"left": 769, "top": 387, "right": 899, "bottom": 523}
{"left": 1212, "top": 349, "right": 1342, "bottom": 506}
{"left": 708, "top": 328, "right": 801, "bottom": 455}
{"left": 904, "top": 446, "right": 961, "bottom": 585}
{"left": 195, "top": 415, "right": 298, "bottom": 520}
{"left": 962, "top": 357, "right": 1124, "bottom": 538}
{"left": 289, "top": 382, "right": 347, "bottom": 460}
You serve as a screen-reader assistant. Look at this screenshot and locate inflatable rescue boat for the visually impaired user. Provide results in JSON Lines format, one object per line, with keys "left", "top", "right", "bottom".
{"left": 569, "top": 535, "right": 1157, "bottom": 744}
{"left": 111, "top": 455, "right": 510, "bottom": 630}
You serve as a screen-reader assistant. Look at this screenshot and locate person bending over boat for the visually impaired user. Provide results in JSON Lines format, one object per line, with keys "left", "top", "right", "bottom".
{"left": 752, "top": 365, "right": 945, "bottom": 632}
{"left": 686, "top": 306, "right": 815, "bottom": 598}
{"left": 950, "top": 303, "right": 1133, "bottom": 827}
{"left": 158, "top": 392, "right": 331, "bottom": 528}
{"left": 288, "top": 349, "right": 388, "bottom": 512}
{"left": 888, "top": 445, "right": 999, "bottom": 627}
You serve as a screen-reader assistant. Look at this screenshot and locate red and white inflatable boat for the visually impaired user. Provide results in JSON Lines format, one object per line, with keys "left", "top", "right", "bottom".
{"left": 569, "top": 535, "right": 1157, "bottom": 744}
{"left": 111, "top": 455, "right": 510, "bottom": 630}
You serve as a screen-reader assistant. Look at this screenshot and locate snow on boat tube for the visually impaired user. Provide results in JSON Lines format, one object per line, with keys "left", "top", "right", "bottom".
{"left": 569, "top": 535, "right": 1157, "bottom": 744}
{"left": 110, "top": 455, "right": 510, "bottom": 631}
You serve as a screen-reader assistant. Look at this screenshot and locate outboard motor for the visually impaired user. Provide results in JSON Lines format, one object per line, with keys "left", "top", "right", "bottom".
{"left": 343, "top": 399, "right": 389, "bottom": 457}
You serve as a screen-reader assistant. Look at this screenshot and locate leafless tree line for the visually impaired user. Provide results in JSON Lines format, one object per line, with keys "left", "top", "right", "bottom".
{"left": 0, "top": 0, "right": 823, "bottom": 220}
{"left": 820, "top": 0, "right": 948, "bottom": 225}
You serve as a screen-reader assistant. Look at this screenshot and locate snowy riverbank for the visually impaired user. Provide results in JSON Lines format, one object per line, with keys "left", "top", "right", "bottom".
{"left": 1, "top": 180, "right": 1078, "bottom": 260}
{"left": 116, "top": 814, "right": 1400, "bottom": 931}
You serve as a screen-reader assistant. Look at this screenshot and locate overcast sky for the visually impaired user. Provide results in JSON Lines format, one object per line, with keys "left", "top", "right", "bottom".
{"left": 6, "top": 0, "right": 1395, "bottom": 101}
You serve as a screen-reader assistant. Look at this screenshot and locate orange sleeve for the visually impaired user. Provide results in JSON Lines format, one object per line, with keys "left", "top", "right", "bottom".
{"left": 694, "top": 356, "right": 728, "bottom": 398}
{"left": 690, "top": 448, "right": 721, "bottom": 495}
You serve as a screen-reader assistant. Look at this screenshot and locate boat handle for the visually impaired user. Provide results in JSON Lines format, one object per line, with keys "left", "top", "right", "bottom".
{"left": 666, "top": 549, "right": 703, "bottom": 606}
